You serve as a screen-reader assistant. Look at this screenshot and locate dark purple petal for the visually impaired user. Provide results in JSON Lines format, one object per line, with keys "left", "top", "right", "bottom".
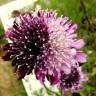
{"left": 17, "top": 64, "right": 27, "bottom": 80}
{"left": 34, "top": 67, "right": 46, "bottom": 84}
{"left": 2, "top": 51, "right": 15, "bottom": 61}
{"left": 46, "top": 68, "right": 59, "bottom": 85}
{"left": 60, "top": 67, "right": 80, "bottom": 89}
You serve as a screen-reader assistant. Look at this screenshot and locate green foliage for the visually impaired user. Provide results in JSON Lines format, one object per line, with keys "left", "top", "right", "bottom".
{"left": 0, "top": 22, "right": 8, "bottom": 44}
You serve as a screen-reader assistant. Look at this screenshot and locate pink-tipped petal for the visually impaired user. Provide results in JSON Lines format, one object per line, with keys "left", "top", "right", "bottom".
{"left": 71, "top": 39, "right": 85, "bottom": 49}
{"left": 75, "top": 52, "right": 87, "bottom": 63}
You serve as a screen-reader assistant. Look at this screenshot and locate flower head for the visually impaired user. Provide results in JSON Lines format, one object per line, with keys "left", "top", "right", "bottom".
{"left": 2, "top": 9, "right": 87, "bottom": 92}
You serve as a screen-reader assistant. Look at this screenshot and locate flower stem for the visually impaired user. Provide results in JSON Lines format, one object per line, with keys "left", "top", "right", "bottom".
{"left": 44, "top": 84, "right": 60, "bottom": 96}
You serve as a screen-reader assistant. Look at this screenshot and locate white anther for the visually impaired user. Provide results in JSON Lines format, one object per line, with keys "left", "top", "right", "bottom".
{"left": 23, "top": 57, "right": 26, "bottom": 59}
{"left": 38, "top": 35, "right": 40, "bottom": 38}
{"left": 37, "top": 56, "right": 40, "bottom": 60}
{"left": 10, "top": 55, "right": 13, "bottom": 58}
{"left": 43, "top": 44, "right": 45, "bottom": 48}
{"left": 44, "top": 52, "right": 47, "bottom": 56}
{"left": 20, "top": 51, "right": 23, "bottom": 55}
{"left": 27, "top": 31, "right": 29, "bottom": 34}
{"left": 9, "top": 45, "right": 12, "bottom": 47}
{"left": 17, "top": 57, "right": 19, "bottom": 59}
{"left": 20, "top": 37, "right": 22, "bottom": 39}
{"left": 22, "top": 41, "right": 24, "bottom": 44}
{"left": 38, "top": 25, "right": 40, "bottom": 27}
{"left": 42, "top": 55, "right": 45, "bottom": 57}
{"left": 26, "top": 63, "right": 28, "bottom": 65}
{"left": 25, "top": 36, "right": 28, "bottom": 39}
{"left": 29, "top": 49, "right": 31, "bottom": 51}
{"left": 50, "top": 51, "right": 54, "bottom": 55}
{"left": 42, "top": 38, "right": 45, "bottom": 41}
{"left": 27, "top": 66, "right": 30, "bottom": 68}
{"left": 43, "top": 28, "right": 45, "bottom": 31}
{"left": 40, "top": 29, "right": 42, "bottom": 32}
{"left": 27, "top": 40, "right": 30, "bottom": 42}
{"left": 34, "top": 43, "right": 37, "bottom": 45}
{"left": 30, "top": 55, "right": 33, "bottom": 57}
{"left": 24, "top": 45, "right": 27, "bottom": 49}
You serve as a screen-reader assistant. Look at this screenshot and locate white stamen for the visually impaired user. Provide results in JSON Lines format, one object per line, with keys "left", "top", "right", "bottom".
{"left": 29, "top": 49, "right": 31, "bottom": 51}
{"left": 38, "top": 35, "right": 40, "bottom": 38}
{"left": 34, "top": 43, "right": 37, "bottom": 45}
{"left": 20, "top": 51, "right": 23, "bottom": 55}
{"left": 30, "top": 55, "right": 33, "bottom": 57}
{"left": 25, "top": 36, "right": 28, "bottom": 39}
{"left": 26, "top": 63, "right": 28, "bottom": 65}
{"left": 23, "top": 57, "right": 26, "bottom": 59}
{"left": 24, "top": 45, "right": 27, "bottom": 49}
{"left": 42, "top": 38, "right": 45, "bottom": 41}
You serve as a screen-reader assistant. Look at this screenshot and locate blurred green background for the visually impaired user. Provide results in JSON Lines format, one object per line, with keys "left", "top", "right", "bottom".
{"left": 0, "top": 0, "right": 96, "bottom": 96}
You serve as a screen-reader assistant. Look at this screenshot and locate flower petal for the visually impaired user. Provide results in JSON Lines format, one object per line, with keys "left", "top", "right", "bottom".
{"left": 46, "top": 68, "right": 59, "bottom": 85}
{"left": 34, "top": 67, "right": 45, "bottom": 84}
{"left": 75, "top": 52, "right": 87, "bottom": 63}
{"left": 71, "top": 39, "right": 85, "bottom": 49}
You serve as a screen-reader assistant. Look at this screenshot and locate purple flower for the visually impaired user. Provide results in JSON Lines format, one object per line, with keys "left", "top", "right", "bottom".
{"left": 60, "top": 67, "right": 87, "bottom": 92}
{"left": 2, "top": 9, "right": 87, "bottom": 92}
